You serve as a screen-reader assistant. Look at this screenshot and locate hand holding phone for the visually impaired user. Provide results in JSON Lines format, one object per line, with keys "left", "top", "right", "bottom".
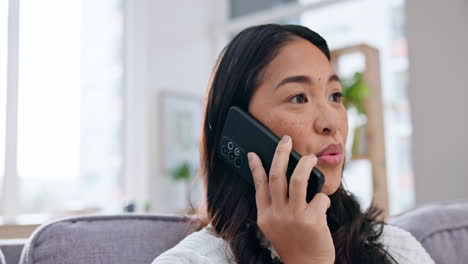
{"left": 217, "top": 106, "right": 334, "bottom": 263}
{"left": 216, "top": 106, "right": 324, "bottom": 202}
{"left": 246, "top": 138, "right": 335, "bottom": 264}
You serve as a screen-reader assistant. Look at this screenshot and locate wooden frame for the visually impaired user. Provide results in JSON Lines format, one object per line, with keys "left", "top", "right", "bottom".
{"left": 331, "top": 44, "right": 389, "bottom": 216}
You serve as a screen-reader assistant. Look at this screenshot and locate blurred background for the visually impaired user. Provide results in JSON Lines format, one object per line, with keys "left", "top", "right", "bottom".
{"left": 0, "top": 0, "right": 467, "bottom": 233}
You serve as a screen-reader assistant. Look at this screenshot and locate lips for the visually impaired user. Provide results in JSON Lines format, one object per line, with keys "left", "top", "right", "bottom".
{"left": 316, "top": 143, "right": 343, "bottom": 166}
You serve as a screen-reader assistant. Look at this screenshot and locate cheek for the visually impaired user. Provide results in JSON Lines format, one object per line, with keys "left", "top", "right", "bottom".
{"left": 261, "top": 112, "right": 310, "bottom": 153}
{"left": 341, "top": 110, "right": 349, "bottom": 144}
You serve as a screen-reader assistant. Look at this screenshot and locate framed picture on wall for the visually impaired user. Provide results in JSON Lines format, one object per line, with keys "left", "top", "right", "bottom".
{"left": 159, "top": 90, "right": 203, "bottom": 178}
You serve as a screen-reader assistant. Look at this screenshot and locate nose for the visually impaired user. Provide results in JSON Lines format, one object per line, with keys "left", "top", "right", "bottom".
{"left": 313, "top": 103, "right": 339, "bottom": 136}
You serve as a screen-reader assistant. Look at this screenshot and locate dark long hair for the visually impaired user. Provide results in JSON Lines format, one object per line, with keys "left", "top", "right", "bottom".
{"left": 194, "top": 24, "right": 396, "bottom": 264}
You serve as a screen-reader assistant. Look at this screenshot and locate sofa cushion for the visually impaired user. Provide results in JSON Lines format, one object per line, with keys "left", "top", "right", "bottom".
{"left": 20, "top": 214, "right": 193, "bottom": 264}
{"left": 389, "top": 202, "right": 468, "bottom": 264}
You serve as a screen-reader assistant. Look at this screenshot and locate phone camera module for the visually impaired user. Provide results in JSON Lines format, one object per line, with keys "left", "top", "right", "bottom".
{"left": 234, "top": 157, "right": 241, "bottom": 168}
{"left": 221, "top": 146, "right": 228, "bottom": 155}
{"left": 227, "top": 141, "right": 234, "bottom": 150}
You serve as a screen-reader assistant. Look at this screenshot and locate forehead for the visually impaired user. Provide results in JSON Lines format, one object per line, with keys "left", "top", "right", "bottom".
{"left": 259, "top": 38, "right": 334, "bottom": 84}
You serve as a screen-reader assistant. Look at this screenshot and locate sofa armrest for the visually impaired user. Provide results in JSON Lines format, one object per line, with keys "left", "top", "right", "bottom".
{"left": 0, "top": 239, "right": 26, "bottom": 264}
{"left": 0, "top": 247, "right": 5, "bottom": 264}
{"left": 389, "top": 202, "right": 468, "bottom": 264}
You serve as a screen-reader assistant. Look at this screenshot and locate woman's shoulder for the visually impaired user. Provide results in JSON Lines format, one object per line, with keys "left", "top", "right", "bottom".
{"left": 151, "top": 225, "right": 234, "bottom": 264}
{"left": 380, "top": 224, "right": 435, "bottom": 264}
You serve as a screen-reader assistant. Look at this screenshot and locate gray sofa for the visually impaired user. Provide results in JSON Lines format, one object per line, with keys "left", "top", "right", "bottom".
{"left": 20, "top": 215, "right": 193, "bottom": 264}
{"left": 0, "top": 246, "right": 6, "bottom": 264}
{"left": 389, "top": 202, "right": 468, "bottom": 264}
{"left": 0, "top": 202, "right": 467, "bottom": 264}
{"left": 0, "top": 240, "right": 24, "bottom": 264}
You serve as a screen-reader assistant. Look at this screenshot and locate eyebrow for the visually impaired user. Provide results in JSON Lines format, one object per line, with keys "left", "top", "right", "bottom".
{"left": 275, "top": 74, "right": 341, "bottom": 89}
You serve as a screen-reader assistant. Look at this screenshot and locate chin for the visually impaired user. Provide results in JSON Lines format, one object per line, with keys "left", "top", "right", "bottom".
{"left": 321, "top": 184, "right": 339, "bottom": 196}
{"left": 318, "top": 169, "right": 342, "bottom": 196}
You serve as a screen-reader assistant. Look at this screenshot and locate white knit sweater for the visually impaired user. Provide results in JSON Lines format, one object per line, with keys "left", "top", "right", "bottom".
{"left": 152, "top": 224, "right": 435, "bottom": 264}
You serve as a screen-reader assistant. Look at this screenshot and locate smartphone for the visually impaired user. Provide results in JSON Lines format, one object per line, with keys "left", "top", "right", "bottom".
{"left": 216, "top": 106, "right": 325, "bottom": 202}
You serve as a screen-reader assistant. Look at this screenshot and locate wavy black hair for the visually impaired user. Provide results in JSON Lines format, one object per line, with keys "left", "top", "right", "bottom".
{"left": 193, "top": 24, "right": 397, "bottom": 264}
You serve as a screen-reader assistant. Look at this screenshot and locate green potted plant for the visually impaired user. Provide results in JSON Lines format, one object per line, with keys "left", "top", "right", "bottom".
{"left": 342, "top": 72, "right": 369, "bottom": 114}
{"left": 341, "top": 72, "right": 369, "bottom": 159}
{"left": 170, "top": 161, "right": 196, "bottom": 211}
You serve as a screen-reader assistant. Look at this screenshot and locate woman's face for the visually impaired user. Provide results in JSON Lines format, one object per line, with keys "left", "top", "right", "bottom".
{"left": 248, "top": 38, "right": 348, "bottom": 195}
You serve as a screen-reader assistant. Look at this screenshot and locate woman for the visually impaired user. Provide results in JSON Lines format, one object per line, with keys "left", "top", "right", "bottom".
{"left": 153, "top": 24, "right": 434, "bottom": 264}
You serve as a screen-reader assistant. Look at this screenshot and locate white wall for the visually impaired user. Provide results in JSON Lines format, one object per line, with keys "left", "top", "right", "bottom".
{"left": 406, "top": 0, "right": 468, "bottom": 205}
{"left": 125, "top": 0, "right": 226, "bottom": 213}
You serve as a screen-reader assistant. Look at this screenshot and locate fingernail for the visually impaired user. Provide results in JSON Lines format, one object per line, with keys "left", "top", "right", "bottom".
{"left": 281, "top": 135, "right": 290, "bottom": 144}
{"left": 247, "top": 152, "right": 253, "bottom": 162}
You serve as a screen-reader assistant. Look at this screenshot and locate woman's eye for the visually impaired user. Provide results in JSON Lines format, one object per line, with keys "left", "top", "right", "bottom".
{"left": 330, "top": 92, "right": 343, "bottom": 103}
{"left": 289, "top": 94, "right": 308, "bottom": 104}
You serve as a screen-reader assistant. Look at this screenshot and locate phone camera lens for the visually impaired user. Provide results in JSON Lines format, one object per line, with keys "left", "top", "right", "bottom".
{"left": 234, "top": 148, "right": 240, "bottom": 156}
{"left": 234, "top": 157, "right": 241, "bottom": 168}
{"left": 228, "top": 152, "right": 235, "bottom": 160}
{"left": 221, "top": 146, "right": 228, "bottom": 155}
{"left": 227, "top": 141, "right": 234, "bottom": 150}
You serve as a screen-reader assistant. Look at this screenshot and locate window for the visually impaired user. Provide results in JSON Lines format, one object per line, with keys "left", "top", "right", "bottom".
{"left": 230, "top": 0, "right": 298, "bottom": 18}
{"left": 1, "top": 0, "right": 124, "bottom": 220}
{"left": 229, "top": 0, "right": 330, "bottom": 19}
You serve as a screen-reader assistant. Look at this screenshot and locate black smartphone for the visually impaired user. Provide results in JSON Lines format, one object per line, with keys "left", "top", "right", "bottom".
{"left": 216, "top": 106, "right": 325, "bottom": 202}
